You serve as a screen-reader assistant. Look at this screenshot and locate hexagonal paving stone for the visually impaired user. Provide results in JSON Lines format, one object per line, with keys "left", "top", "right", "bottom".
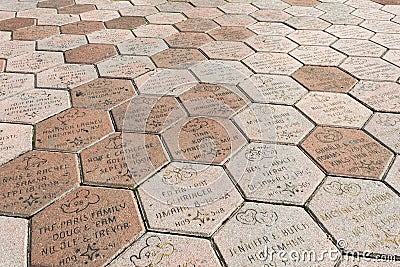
{"left": 290, "top": 46, "right": 346, "bottom": 66}
{"left": 296, "top": 92, "right": 372, "bottom": 128}
{"left": 386, "top": 156, "right": 400, "bottom": 193}
{"left": 227, "top": 143, "right": 325, "bottom": 204}
{"left": 37, "top": 13, "right": 80, "bottom": 26}
{"left": 301, "top": 126, "right": 393, "bottom": 179}
{"left": 37, "top": 64, "right": 97, "bottom": 89}
{"left": 245, "top": 35, "right": 298, "bottom": 53}
{"left": 190, "top": 60, "right": 251, "bottom": 85}
{"left": 6, "top": 51, "right": 64, "bottom": 73}
{"left": 332, "top": 39, "right": 386, "bottom": 57}
{"left": 31, "top": 186, "right": 144, "bottom": 267}
{"left": 208, "top": 26, "right": 254, "bottom": 41}
{"left": 214, "top": 202, "right": 338, "bottom": 266}
{"left": 157, "top": 1, "right": 192, "bottom": 12}
{"left": 285, "top": 6, "right": 324, "bottom": 17}
{"left": 0, "top": 73, "right": 34, "bottom": 101}
{"left": 191, "top": 0, "right": 224, "bottom": 7}
{"left": 0, "top": 216, "right": 28, "bottom": 267}
{"left": 97, "top": 55, "right": 155, "bottom": 79}
{"left": 248, "top": 22, "right": 294, "bottom": 35}
{"left": 384, "top": 49, "right": 400, "bottom": 67}
{"left": 137, "top": 162, "right": 243, "bottom": 235}
{"left": 287, "top": 30, "right": 337, "bottom": 46}
{"left": 17, "top": 7, "right": 56, "bottom": 18}
{"left": 0, "top": 17, "right": 34, "bottom": 31}
{"left": 0, "top": 123, "right": 32, "bottom": 166}
{"left": 38, "top": 0, "right": 74, "bottom": 8}
{"left": 151, "top": 48, "right": 206, "bottom": 68}
{"left": 164, "top": 117, "right": 246, "bottom": 164}
{"left": 165, "top": 32, "right": 212, "bottom": 48}
{"left": 57, "top": 4, "right": 95, "bottom": 14}
{"left": 243, "top": 52, "right": 302, "bottom": 75}
{"left": 86, "top": 29, "right": 133, "bottom": 44}
{"left": 80, "top": 9, "right": 120, "bottom": 22}
{"left": 71, "top": 78, "right": 135, "bottom": 109}
{"left": 283, "top": 0, "right": 319, "bottom": 5}
{"left": 316, "top": 2, "right": 355, "bottom": 13}
{"left": 179, "top": 83, "right": 248, "bottom": 117}
{"left": 352, "top": 8, "right": 394, "bottom": 20}
{"left": 104, "top": 16, "right": 146, "bottom": 29}
{"left": 308, "top": 177, "right": 400, "bottom": 256}
{"left": 120, "top": 5, "right": 158, "bottom": 17}
{"left": 108, "top": 232, "right": 221, "bottom": 266}
{"left": 35, "top": 108, "right": 113, "bottom": 152}
{"left": 0, "top": 40, "right": 35, "bottom": 59}
{"left": 350, "top": 81, "right": 400, "bottom": 112}
{"left": 200, "top": 41, "right": 254, "bottom": 60}
{"left": 12, "top": 25, "right": 58, "bottom": 40}
{"left": 340, "top": 57, "right": 400, "bottom": 81}
{"left": 360, "top": 20, "right": 400, "bottom": 34}
{"left": 286, "top": 16, "right": 330, "bottom": 30}
{"left": 133, "top": 24, "right": 178, "bottom": 38}
{"left": 250, "top": 9, "right": 292, "bottom": 22}
{"left": 0, "top": 89, "right": 70, "bottom": 124}
{"left": 292, "top": 66, "right": 357, "bottom": 93}
{"left": 214, "top": 14, "right": 256, "bottom": 27}
{"left": 65, "top": 44, "right": 117, "bottom": 64}
{"left": 184, "top": 7, "right": 223, "bottom": 19}
{"left": 146, "top": 12, "right": 186, "bottom": 24}
{"left": 325, "top": 25, "right": 374, "bottom": 39}
{"left": 234, "top": 103, "right": 314, "bottom": 144}
{"left": 238, "top": 74, "right": 308, "bottom": 105}
{"left": 0, "top": 150, "right": 80, "bottom": 216}
{"left": 371, "top": 33, "right": 400, "bottom": 49}
{"left": 81, "top": 132, "right": 168, "bottom": 187}
{"left": 37, "top": 34, "right": 87, "bottom": 51}
{"left": 219, "top": 3, "right": 258, "bottom": 14}
{"left": 60, "top": 21, "right": 105, "bottom": 35}
{"left": 175, "top": 18, "right": 219, "bottom": 32}
{"left": 365, "top": 113, "right": 400, "bottom": 154}
{"left": 119, "top": 95, "right": 185, "bottom": 133}
{"left": 320, "top": 12, "right": 363, "bottom": 25}
{"left": 118, "top": 37, "right": 167, "bottom": 56}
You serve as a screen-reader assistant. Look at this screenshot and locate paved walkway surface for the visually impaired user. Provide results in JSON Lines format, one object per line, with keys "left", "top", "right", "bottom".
{"left": 1, "top": 0, "right": 400, "bottom": 266}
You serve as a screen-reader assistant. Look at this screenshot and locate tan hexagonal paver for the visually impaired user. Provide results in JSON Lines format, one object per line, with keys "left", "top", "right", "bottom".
{"left": 97, "top": 55, "right": 155, "bottom": 79}
{"left": 138, "top": 162, "right": 243, "bottom": 235}
{"left": 0, "top": 123, "right": 32, "bottom": 166}
{"left": 340, "top": 57, "right": 400, "bottom": 81}
{"left": 200, "top": 40, "right": 254, "bottom": 60}
{"left": 290, "top": 46, "right": 346, "bottom": 66}
{"left": 37, "top": 34, "right": 87, "bottom": 51}
{"left": 71, "top": 78, "right": 136, "bottom": 109}
{"left": 214, "top": 202, "right": 338, "bottom": 266}
{"left": 30, "top": 186, "right": 144, "bottom": 266}
{"left": 0, "top": 72, "right": 34, "bottom": 100}
{"left": 308, "top": 176, "right": 400, "bottom": 256}
{"left": 245, "top": 35, "right": 298, "bottom": 53}
{"left": 234, "top": 103, "right": 314, "bottom": 144}
{"left": 0, "top": 150, "right": 80, "bottom": 216}
{"left": 35, "top": 108, "right": 113, "bottom": 152}
{"left": 118, "top": 37, "right": 168, "bottom": 56}
{"left": 292, "top": 66, "right": 357, "bottom": 93}
{"left": 301, "top": 126, "right": 393, "bottom": 179}
{"left": 6, "top": 51, "right": 64, "bottom": 73}
{"left": 365, "top": 112, "right": 400, "bottom": 154}
{"left": 175, "top": 18, "right": 219, "bottom": 32}
{"left": 243, "top": 52, "right": 302, "bottom": 75}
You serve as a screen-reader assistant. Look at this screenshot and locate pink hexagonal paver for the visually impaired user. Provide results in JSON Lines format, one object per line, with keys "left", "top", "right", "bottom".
{"left": 6, "top": 51, "right": 64, "bottom": 73}
{"left": 0, "top": 123, "right": 32, "bottom": 166}
{"left": 37, "top": 34, "right": 87, "bottom": 52}
{"left": 0, "top": 73, "right": 34, "bottom": 100}
{"left": 245, "top": 35, "right": 298, "bottom": 53}
{"left": 200, "top": 41, "right": 254, "bottom": 60}
{"left": 97, "top": 55, "right": 155, "bottom": 79}
{"left": 118, "top": 37, "right": 168, "bottom": 56}
{"left": 0, "top": 89, "right": 70, "bottom": 124}
{"left": 290, "top": 46, "right": 346, "bottom": 66}
{"left": 243, "top": 52, "right": 302, "bottom": 75}
{"left": 0, "top": 216, "right": 28, "bottom": 267}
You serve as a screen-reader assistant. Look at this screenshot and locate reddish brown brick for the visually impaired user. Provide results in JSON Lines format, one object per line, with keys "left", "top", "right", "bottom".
{"left": 151, "top": 48, "right": 206, "bottom": 68}
{"left": 104, "top": 16, "right": 147, "bottom": 30}
{"left": 31, "top": 186, "right": 144, "bottom": 267}
{"left": 165, "top": 32, "right": 212, "bottom": 48}
{"left": 12, "top": 25, "right": 59, "bottom": 41}
{"left": 208, "top": 26, "right": 254, "bottom": 41}
{"left": 57, "top": 4, "right": 96, "bottom": 14}
{"left": 71, "top": 78, "right": 136, "bottom": 109}
{"left": 61, "top": 21, "right": 105, "bottom": 35}
{"left": 292, "top": 66, "right": 358, "bottom": 93}
{"left": 0, "top": 150, "right": 80, "bottom": 217}
{"left": 38, "top": 0, "right": 75, "bottom": 8}
{"left": 35, "top": 108, "right": 114, "bottom": 152}
{"left": 65, "top": 44, "right": 117, "bottom": 64}
{"left": 0, "top": 18, "right": 35, "bottom": 31}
